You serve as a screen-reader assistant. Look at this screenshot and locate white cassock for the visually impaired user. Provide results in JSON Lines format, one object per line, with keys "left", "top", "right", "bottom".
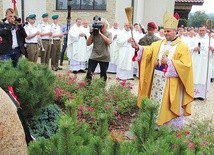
{"left": 115, "top": 29, "right": 135, "bottom": 80}
{"left": 67, "top": 24, "right": 87, "bottom": 71}
{"left": 191, "top": 34, "right": 213, "bottom": 98}
{"left": 184, "top": 36, "right": 196, "bottom": 53}
{"left": 107, "top": 27, "right": 122, "bottom": 73}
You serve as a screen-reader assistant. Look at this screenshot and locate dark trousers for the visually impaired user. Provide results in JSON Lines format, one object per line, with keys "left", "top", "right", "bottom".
{"left": 86, "top": 59, "right": 109, "bottom": 81}
{"left": 51, "top": 40, "right": 61, "bottom": 68}
{"left": 60, "top": 38, "right": 67, "bottom": 64}
{"left": 0, "top": 48, "right": 21, "bottom": 67}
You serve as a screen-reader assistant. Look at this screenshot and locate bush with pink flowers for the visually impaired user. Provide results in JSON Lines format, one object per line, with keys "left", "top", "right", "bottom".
{"left": 53, "top": 73, "right": 137, "bottom": 124}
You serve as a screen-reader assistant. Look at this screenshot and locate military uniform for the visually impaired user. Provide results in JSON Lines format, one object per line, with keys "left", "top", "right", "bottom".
{"left": 138, "top": 22, "right": 160, "bottom": 46}
{"left": 37, "top": 13, "right": 52, "bottom": 65}
{"left": 50, "top": 15, "right": 63, "bottom": 71}
{"left": 24, "top": 14, "right": 39, "bottom": 62}
{"left": 138, "top": 34, "right": 160, "bottom": 46}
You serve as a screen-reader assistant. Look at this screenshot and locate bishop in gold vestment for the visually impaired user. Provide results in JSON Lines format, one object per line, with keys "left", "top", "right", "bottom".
{"left": 132, "top": 12, "right": 194, "bottom": 128}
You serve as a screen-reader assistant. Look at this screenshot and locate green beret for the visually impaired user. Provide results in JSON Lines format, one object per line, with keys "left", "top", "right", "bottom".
{"left": 42, "top": 13, "right": 48, "bottom": 18}
{"left": 28, "top": 14, "right": 36, "bottom": 19}
{"left": 52, "top": 15, "right": 59, "bottom": 20}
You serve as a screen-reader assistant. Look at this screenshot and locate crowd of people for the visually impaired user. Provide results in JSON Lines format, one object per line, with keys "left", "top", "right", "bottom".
{"left": 1, "top": 8, "right": 214, "bottom": 129}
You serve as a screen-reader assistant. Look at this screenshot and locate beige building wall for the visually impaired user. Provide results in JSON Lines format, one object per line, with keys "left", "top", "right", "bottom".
{"left": 0, "top": 0, "right": 175, "bottom": 28}
{"left": 115, "top": 0, "right": 132, "bottom": 28}
{"left": 142, "top": 0, "right": 175, "bottom": 27}
{"left": 46, "top": 0, "right": 116, "bottom": 27}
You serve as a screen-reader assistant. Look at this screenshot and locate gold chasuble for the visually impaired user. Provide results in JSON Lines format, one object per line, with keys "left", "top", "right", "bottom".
{"left": 137, "top": 37, "right": 194, "bottom": 125}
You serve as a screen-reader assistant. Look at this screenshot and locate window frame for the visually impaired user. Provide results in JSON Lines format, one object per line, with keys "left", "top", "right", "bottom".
{"left": 56, "top": 0, "right": 106, "bottom": 11}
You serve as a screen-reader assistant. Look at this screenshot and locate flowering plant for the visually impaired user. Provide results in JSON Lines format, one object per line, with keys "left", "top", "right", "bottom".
{"left": 53, "top": 73, "right": 137, "bottom": 125}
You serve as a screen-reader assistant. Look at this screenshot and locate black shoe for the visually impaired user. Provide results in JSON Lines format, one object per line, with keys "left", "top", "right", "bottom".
{"left": 57, "top": 67, "right": 62, "bottom": 70}
{"left": 211, "top": 78, "right": 213, "bottom": 82}
{"left": 60, "top": 63, "right": 63, "bottom": 66}
{"left": 78, "top": 70, "right": 86, "bottom": 73}
{"left": 127, "top": 78, "right": 134, "bottom": 80}
{"left": 73, "top": 71, "right": 78, "bottom": 74}
{"left": 51, "top": 66, "right": 58, "bottom": 71}
{"left": 197, "top": 97, "right": 204, "bottom": 101}
{"left": 52, "top": 68, "right": 58, "bottom": 71}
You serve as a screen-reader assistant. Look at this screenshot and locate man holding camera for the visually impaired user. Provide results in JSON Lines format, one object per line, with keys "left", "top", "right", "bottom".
{"left": 86, "top": 18, "right": 112, "bottom": 82}
{"left": 0, "top": 8, "right": 27, "bottom": 67}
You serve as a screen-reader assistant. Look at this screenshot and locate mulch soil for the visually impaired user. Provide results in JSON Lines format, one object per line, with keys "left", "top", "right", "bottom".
{"left": 108, "top": 107, "right": 139, "bottom": 132}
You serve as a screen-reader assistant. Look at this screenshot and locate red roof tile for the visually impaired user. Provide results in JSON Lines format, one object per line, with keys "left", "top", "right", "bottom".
{"left": 175, "top": 0, "right": 204, "bottom": 3}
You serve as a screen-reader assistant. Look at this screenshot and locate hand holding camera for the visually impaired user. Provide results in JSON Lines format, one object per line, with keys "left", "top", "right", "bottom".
{"left": 92, "top": 15, "right": 103, "bottom": 35}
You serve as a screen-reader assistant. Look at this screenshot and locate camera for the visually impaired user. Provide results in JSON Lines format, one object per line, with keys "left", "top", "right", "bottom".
{"left": 14, "top": 16, "right": 21, "bottom": 23}
{"left": 92, "top": 15, "right": 103, "bottom": 35}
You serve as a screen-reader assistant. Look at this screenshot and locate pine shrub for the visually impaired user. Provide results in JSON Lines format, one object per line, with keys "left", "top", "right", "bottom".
{"left": 0, "top": 59, "right": 56, "bottom": 118}
{"left": 28, "top": 104, "right": 62, "bottom": 139}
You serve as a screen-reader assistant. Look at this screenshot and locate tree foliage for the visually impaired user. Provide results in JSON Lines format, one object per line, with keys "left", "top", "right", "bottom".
{"left": 188, "top": 11, "right": 209, "bottom": 27}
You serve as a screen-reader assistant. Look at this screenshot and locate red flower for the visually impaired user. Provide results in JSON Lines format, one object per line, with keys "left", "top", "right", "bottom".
{"left": 188, "top": 142, "right": 194, "bottom": 150}
{"left": 176, "top": 133, "right": 181, "bottom": 138}
{"left": 54, "top": 88, "right": 64, "bottom": 101}
{"left": 78, "top": 81, "right": 86, "bottom": 87}
{"left": 79, "top": 105, "right": 85, "bottom": 111}
{"left": 77, "top": 110, "right": 81, "bottom": 117}
{"left": 106, "top": 96, "right": 110, "bottom": 102}
{"left": 112, "top": 94, "right": 116, "bottom": 99}
{"left": 119, "top": 80, "right": 126, "bottom": 87}
{"left": 203, "top": 141, "right": 209, "bottom": 146}
{"left": 105, "top": 105, "right": 109, "bottom": 110}
{"left": 88, "top": 106, "right": 94, "bottom": 112}
{"left": 92, "top": 117, "right": 97, "bottom": 121}
{"left": 185, "top": 131, "right": 190, "bottom": 135}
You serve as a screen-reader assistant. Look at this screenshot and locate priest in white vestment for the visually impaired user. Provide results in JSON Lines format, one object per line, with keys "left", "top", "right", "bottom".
{"left": 115, "top": 23, "right": 135, "bottom": 80}
{"left": 191, "top": 26, "right": 214, "bottom": 99}
{"left": 107, "top": 21, "right": 122, "bottom": 73}
{"left": 67, "top": 18, "right": 87, "bottom": 73}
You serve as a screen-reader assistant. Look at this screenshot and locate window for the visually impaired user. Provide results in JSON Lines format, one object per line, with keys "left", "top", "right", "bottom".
{"left": 56, "top": 0, "right": 106, "bottom": 10}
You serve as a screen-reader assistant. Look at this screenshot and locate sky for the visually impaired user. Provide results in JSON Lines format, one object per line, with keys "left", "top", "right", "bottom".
{"left": 190, "top": 0, "right": 214, "bottom": 14}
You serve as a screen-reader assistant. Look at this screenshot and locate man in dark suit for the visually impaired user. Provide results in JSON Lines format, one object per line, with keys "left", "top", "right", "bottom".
{"left": 0, "top": 8, "right": 27, "bottom": 67}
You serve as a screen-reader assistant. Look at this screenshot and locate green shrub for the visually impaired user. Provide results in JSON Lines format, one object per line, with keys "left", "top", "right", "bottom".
{"left": 0, "top": 60, "right": 22, "bottom": 90}
{"left": 0, "top": 59, "right": 56, "bottom": 118}
{"left": 28, "top": 104, "right": 63, "bottom": 139}
{"left": 28, "top": 98, "right": 214, "bottom": 154}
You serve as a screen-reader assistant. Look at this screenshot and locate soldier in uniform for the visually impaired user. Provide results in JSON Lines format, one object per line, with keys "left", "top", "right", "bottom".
{"left": 138, "top": 22, "right": 160, "bottom": 46}
{"left": 37, "top": 13, "right": 52, "bottom": 65}
{"left": 50, "top": 15, "right": 63, "bottom": 71}
{"left": 24, "top": 14, "right": 40, "bottom": 63}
